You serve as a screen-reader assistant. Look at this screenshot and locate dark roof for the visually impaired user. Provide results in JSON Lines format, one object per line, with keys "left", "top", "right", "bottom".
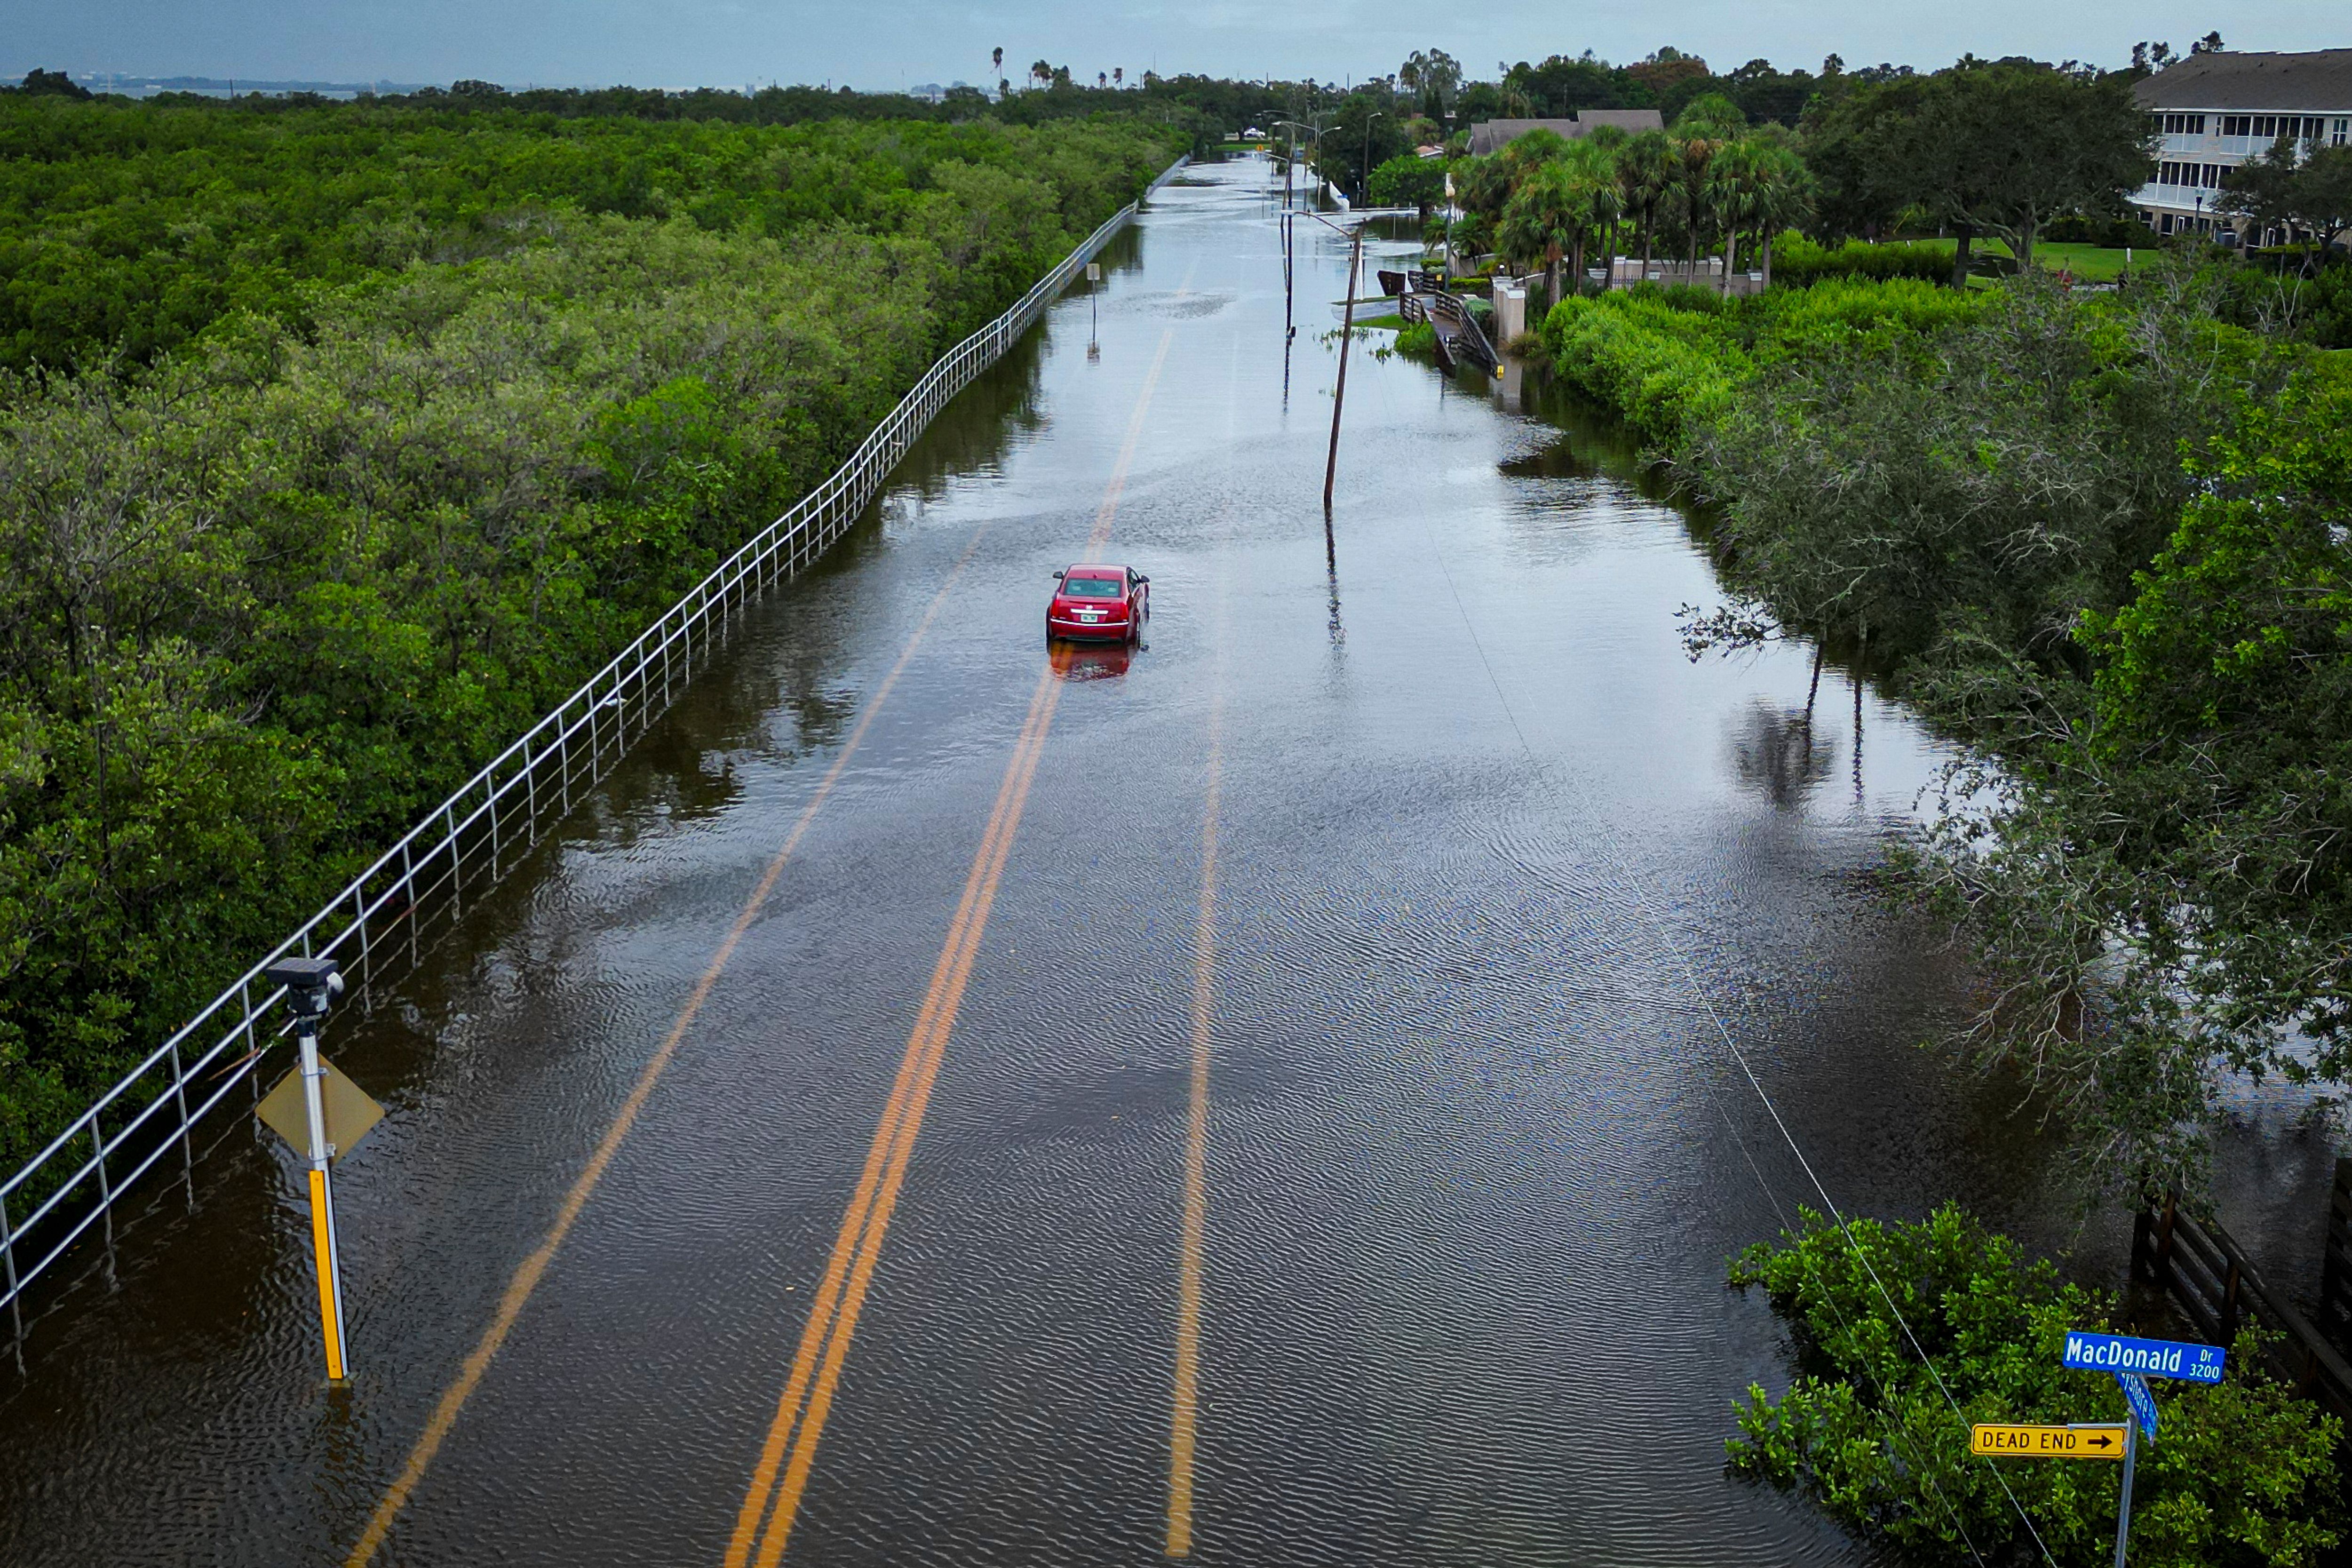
{"left": 2133, "top": 49, "right": 2352, "bottom": 113}
{"left": 1467, "top": 109, "right": 1665, "bottom": 156}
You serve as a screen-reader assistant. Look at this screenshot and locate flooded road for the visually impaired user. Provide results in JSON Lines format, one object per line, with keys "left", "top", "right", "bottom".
{"left": 2, "top": 157, "right": 2326, "bottom": 1567}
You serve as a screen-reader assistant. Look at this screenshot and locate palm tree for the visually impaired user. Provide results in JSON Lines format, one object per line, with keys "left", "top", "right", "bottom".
{"left": 992, "top": 47, "right": 1004, "bottom": 96}
{"left": 1704, "top": 139, "right": 1771, "bottom": 294}
{"left": 1499, "top": 162, "right": 1587, "bottom": 312}
{"left": 1113, "top": 67, "right": 1123, "bottom": 88}
{"left": 1557, "top": 137, "right": 1619, "bottom": 290}
{"left": 1672, "top": 134, "right": 1720, "bottom": 286}
{"left": 1097, "top": 72, "right": 1107, "bottom": 90}
{"left": 1616, "top": 130, "right": 1675, "bottom": 282}
{"left": 1030, "top": 60, "right": 1051, "bottom": 92}
{"left": 1744, "top": 142, "right": 1814, "bottom": 289}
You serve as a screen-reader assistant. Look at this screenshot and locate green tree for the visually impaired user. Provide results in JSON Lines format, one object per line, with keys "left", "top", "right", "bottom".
{"left": 1742, "top": 140, "right": 1814, "bottom": 287}
{"left": 1367, "top": 153, "right": 1446, "bottom": 217}
{"left": 1615, "top": 129, "right": 1677, "bottom": 279}
{"left": 2221, "top": 141, "right": 2352, "bottom": 263}
{"left": 1674, "top": 90, "right": 1748, "bottom": 137}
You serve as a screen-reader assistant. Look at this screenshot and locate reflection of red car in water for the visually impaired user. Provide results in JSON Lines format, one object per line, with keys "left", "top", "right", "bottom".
{"left": 1050, "top": 639, "right": 1131, "bottom": 681}
{"left": 1045, "top": 564, "right": 1149, "bottom": 644}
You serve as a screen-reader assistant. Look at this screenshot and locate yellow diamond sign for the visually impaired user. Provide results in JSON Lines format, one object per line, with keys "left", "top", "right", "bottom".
{"left": 256, "top": 1056, "right": 385, "bottom": 1162}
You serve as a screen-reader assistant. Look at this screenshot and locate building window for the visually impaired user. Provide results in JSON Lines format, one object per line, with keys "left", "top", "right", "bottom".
{"left": 2221, "top": 114, "right": 2251, "bottom": 137}
{"left": 2160, "top": 112, "right": 2207, "bottom": 135}
{"left": 2336, "top": 118, "right": 2350, "bottom": 145}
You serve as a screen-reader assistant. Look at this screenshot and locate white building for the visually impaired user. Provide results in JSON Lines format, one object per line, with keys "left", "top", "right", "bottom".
{"left": 2131, "top": 49, "right": 2352, "bottom": 244}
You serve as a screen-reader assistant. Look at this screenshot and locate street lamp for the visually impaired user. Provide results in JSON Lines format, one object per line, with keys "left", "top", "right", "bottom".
{"left": 1273, "top": 117, "right": 1319, "bottom": 211}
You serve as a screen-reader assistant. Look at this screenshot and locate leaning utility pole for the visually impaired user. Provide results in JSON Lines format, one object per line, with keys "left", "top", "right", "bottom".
{"left": 1323, "top": 221, "right": 1363, "bottom": 513}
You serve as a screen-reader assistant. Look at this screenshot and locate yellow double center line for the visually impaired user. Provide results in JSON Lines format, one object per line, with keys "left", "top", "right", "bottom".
{"left": 726, "top": 317, "right": 1181, "bottom": 1568}
{"left": 1168, "top": 325, "right": 1240, "bottom": 1558}
{"left": 1167, "top": 654, "right": 1220, "bottom": 1556}
{"left": 343, "top": 528, "right": 991, "bottom": 1568}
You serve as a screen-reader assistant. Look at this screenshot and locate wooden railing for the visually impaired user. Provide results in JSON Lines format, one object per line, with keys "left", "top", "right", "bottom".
{"left": 2134, "top": 1190, "right": 2352, "bottom": 1424}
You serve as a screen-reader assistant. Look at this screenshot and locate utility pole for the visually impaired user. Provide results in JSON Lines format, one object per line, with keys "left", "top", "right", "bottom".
{"left": 1323, "top": 220, "right": 1363, "bottom": 513}
{"left": 1362, "top": 112, "right": 1383, "bottom": 204}
{"left": 1282, "top": 210, "right": 1295, "bottom": 340}
{"left": 266, "top": 957, "right": 352, "bottom": 1382}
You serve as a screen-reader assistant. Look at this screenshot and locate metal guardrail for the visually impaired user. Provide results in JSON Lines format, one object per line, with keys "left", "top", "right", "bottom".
{"left": 0, "top": 153, "right": 1190, "bottom": 1353}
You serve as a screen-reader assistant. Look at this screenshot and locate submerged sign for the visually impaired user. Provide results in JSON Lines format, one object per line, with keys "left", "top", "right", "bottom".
{"left": 2063, "top": 1331, "right": 2226, "bottom": 1384}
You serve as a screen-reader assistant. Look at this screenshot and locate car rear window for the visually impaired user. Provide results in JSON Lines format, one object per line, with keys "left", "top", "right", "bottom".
{"left": 1062, "top": 576, "right": 1123, "bottom": 598}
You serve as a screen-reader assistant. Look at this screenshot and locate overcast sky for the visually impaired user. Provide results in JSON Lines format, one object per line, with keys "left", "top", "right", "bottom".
{"left": 7, "top": 0, "right": 2344, "bottom": 90}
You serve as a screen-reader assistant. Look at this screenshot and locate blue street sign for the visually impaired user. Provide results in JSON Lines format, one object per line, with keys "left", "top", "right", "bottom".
{"left": 2116, "top": 1371, "right": 2160, "bottom": 1440}
{"left": 2063, "top": 1330, "right": 2226, "bottom": 1384}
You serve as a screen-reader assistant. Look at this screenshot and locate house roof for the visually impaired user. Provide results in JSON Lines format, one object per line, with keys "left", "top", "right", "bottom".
{"left": 1466, "top": 109, "right": 1665, "bottom": 156}
{"left": 2133, "top": 49, "right": 2352, "bottom": 113}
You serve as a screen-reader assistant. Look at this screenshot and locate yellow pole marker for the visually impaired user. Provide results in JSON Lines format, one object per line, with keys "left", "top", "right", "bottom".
{"left": 729, "top": 303, "right": 1188, "bottom": 1568}
{"left": 1970, "top": 1424, "right": 2130, "bottom": 1460}
{"left": 342, "top": 529, "right": 991, "bottom": 1568}
{"left": 309, "top": 1167, "right": 347, "bottom": 1381}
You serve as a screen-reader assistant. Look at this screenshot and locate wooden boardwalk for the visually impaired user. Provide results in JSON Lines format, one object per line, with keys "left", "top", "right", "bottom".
{"left": 1398, "top": 289, "right": 1499, "bottom": 378}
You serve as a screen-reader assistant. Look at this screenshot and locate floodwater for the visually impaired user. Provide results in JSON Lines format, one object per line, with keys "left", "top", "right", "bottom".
{"left": 0, "top": 156, "right": 2338, "bottom": 1568}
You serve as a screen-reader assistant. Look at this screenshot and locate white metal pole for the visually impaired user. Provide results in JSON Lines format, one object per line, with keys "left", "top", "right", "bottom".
{"left": 2113, "top": 1413, "right": 2137, "bottom": 1568}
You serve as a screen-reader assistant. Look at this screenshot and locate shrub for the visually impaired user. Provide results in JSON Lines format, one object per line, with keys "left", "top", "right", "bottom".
{"left": 1538, "top": 292, "right": 1748, "bottom": 447}
{"left": 1773, "top": 233, "right": 1955, "bottom": 289}
{"left": 1731, "top": 1206, "right": 2345, "bottom": 1568}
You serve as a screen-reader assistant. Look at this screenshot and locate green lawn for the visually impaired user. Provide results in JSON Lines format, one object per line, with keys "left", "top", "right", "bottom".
{"left": 1907, "top": 237, "right": 2141, "bottom": 281}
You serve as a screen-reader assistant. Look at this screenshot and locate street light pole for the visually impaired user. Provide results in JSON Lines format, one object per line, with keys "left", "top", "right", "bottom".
{"left": 1362, "top": 112, "right": 1383, "bottom": 205}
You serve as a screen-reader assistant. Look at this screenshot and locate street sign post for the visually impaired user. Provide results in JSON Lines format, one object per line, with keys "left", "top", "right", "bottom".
{"left": 1971, "top": 1424, "right": 2128, "bottom": 1459}
{"left": 2063, "top": 1330, "right": 2227, "bottom": 1383}
{"left": 258, "top": 957, "right": 368, "bottom": 1383}
{"left": 2057, "top": 1329, "right": 2223, "bottom": 1568}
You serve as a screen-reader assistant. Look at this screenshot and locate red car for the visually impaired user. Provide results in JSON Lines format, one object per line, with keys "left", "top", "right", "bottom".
{"left": 1045, "top": 563, "right": 1149, "bottom": 644}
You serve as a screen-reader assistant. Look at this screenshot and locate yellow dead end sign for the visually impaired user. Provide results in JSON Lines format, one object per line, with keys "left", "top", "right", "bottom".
{"left": 1971, "top": 1423, "right": 2130, "bottom": 1460}
{"left": 257, "top": 1056, "right": 384, "bottom": 1163}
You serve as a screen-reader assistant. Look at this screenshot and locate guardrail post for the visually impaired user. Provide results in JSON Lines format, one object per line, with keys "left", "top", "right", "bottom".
{"left": 1, "top": 1192, "right": 21, "bottom": 1374}
{"left": 352, "top": 883, "right": 374, "bottom": 1009}
{"left": 170, "top": 1037, "right": 195, "bottom": 1210}
{"left": 401, "top": 842, "right": 419, "bottom": 968}
{"left": 444, "top": 803, "right": 463, "bottom": 919}
{"left": 92, "top": 1121, "right": 117, "bottom": 1288}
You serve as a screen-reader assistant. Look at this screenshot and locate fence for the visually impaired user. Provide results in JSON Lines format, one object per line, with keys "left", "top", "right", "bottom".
{"left": 0, "top": 154, "right": 1190, "bottom": 1357}
{"left": 2133, "top": 1190, "right": 2352, "bottom": 1425}
{"left": 1398, "top": 289, "right": 1500, "bottom": 377}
